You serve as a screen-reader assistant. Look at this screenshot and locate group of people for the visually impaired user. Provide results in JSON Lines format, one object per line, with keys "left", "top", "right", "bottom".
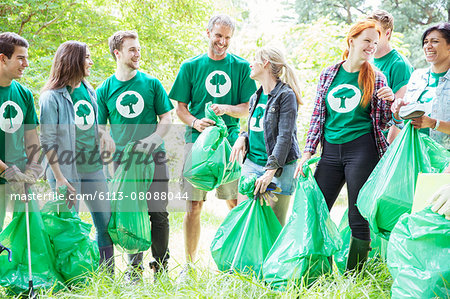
{"left": 0, "top": 10, "right": 449, "bottom": 284}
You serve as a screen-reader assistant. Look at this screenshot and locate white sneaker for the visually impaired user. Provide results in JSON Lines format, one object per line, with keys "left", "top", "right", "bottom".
{"left": 175, "top": 263, "right": 195, "bottom": 285}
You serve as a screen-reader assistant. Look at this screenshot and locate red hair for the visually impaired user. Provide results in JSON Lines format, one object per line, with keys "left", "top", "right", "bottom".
{"left": 343, "top": 20, "right": 381, "bottom": 108}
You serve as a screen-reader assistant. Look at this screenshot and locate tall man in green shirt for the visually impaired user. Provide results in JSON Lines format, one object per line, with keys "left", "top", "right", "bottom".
{"left": 369, "top": 10, "right": 414, "bottom": 143}
{"left": 96, "top": 31, "right": 173, "bottom": 279}
{"left": 0, "top": 33, "right": 41, "bottom": 231}
{"left": 169, "top": 15, "right": 256, "bottom": 272}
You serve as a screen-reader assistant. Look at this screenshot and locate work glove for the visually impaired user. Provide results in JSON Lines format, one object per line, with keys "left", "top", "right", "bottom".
{"left": 2, "top": 165, "right": 35, "bottom": 183}
{"left": 24, "top": 161, "right": 43, "bottom": 183}
{"left": 257, "top": 183, "right": 281, "bottom": 206}
{"left": 428, "top": 184, "right": 450, "bottom": 220}
{"left": 134, "top": 133, "right": 163, "bottom": 156}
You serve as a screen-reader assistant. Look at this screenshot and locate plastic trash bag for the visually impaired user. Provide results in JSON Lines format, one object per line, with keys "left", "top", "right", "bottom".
{"left": 262, "top": 158, "right": 342, "bottom": 289}
{"left": 108, "top": 143, "right": 154, "bottom": 254}
{"left": 210, "top": 174, "right": 281, "bottom": 276}
{"left": 334, "top": 209, "right": 388, "bottom": 274}
{"left": 387, "top": 207, "right": 450, "bottom": 299}
{"left": 0, "top": 199, "right": 64, "bottom": 295}
{"left": 183, "top": 102, "right": 240, "bottom": 191}
{"left": 41, "top": 199, "right": 99, "bottom": 285}
{"left": 357, "top": 122, "right": 450, "bottom": 239}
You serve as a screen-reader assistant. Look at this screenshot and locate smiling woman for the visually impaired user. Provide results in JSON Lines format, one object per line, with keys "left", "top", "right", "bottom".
{"left": 39, "top": 41, "right": 114, "bottom": 271}
{"left": 391, "top": 22, "right": 450, "bottom": 153}
{"left": 294, "top": 20, "right": 395, "bottom": 273}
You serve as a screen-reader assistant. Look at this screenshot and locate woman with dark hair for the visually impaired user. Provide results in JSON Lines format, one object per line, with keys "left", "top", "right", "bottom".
{"left": 294, "top": 20, "right": 395, "bottom": 271}
{"left": 40, "top": 41, "right": 114, "bottom": 270}
{"left": 391, "top": 22, "right": 450, "bottom": 154}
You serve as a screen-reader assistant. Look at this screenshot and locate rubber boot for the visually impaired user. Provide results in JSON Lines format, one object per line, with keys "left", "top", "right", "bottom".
{"left": 99, "top": 245, "right": 115, "bottom": 276}
{"left": 346, "top": 236, "right": 371, "bottom": 272}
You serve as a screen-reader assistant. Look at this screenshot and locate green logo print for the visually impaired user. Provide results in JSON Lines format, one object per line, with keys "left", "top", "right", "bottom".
{"left": 121, "top": 94, "right": 139, "bottom": 114}
{"left": 210, "top": 73, "right": 227, "bottom": 94}
{"left": 3, "top": 104, "right": 17, "bottom": 129}
{"left": 333, "top": 87, "right": 356, "bottom": 109}
{"left": 76, "top": 103, "right": 91, "bottom": 125}
{"left": 254, "top": 107, "right": 264, "bottom": 128}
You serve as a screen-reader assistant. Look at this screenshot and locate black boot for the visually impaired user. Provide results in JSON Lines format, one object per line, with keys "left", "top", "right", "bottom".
{"left": 99, "top": 245, "right": 115, "bottom": 276}
{"left": 346, "top": 236, "right": 371, "bottom": 272}
{"left": 150, "top": 258, "right": 169, "bottom": 282}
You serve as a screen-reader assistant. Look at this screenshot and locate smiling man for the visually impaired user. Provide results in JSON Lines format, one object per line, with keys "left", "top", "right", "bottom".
{"left": 169, "top": 14, "right": 256, "bottom": 277}
{"left": 0, "top": 32, "right": 41, "bottom": 231}
{"left": 96, "top": 30, "right": 173, "bottom": 281}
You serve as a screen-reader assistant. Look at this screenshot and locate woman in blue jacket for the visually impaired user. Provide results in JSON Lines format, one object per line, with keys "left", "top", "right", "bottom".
{"left": 40, "top": 41, "right": 114, "bottom": 271}
{"left": 230, "top": 46, "right": 302, "bottom": 226}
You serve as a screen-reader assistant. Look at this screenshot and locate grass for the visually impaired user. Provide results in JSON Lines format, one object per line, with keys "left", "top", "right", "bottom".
{"left": 0, "top": 259, "right": 392, "bottom": 298}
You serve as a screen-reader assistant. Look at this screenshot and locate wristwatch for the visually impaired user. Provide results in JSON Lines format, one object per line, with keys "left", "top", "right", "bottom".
{"left": 432, "top": 119, "right": 440, "bottom": 131}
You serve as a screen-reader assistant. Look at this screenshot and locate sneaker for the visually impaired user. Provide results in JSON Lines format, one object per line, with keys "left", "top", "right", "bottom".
{"left": 150, "top": 260, "right": 168, "bottom": 283}
{"left": 175, "top": 263, "right": 195, "bottom": 285}
{"left": 124, "top": 265, "right": 144, "bottom": 285}
{"left": 399, "top": 103, "right": 426, "bottom": 120}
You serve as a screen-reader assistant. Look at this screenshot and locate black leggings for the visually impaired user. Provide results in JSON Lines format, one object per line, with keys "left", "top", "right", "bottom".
{"left": 314, "top": 133, "right": 379, "bottom": 241}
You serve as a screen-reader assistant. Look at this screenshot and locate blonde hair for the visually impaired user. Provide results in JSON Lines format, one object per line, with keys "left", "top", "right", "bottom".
{"left": 255, "top": 46, "right": 303, "bottom": 105}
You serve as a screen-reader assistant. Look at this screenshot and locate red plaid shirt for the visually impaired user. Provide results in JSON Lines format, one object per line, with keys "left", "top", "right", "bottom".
{"left": 304, "top": 61, "right": 392, "bottom": 158}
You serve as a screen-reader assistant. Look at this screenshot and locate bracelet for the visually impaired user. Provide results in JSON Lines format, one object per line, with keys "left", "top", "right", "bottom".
{"left": 0, "top": 169, "right": 5, "bottom": 177}
{"left": 432, "top": 119, "right": 440, "bottom": 131}
{"left": 392, "top": 112, "right": 402, "bottom": 123}
{"left": 191, "top": 118, "right": 198, "bottom": 128}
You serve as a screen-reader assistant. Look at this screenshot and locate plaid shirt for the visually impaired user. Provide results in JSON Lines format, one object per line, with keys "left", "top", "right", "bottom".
{"left": 304, "top": 61, "right": 392, "bottom": 158}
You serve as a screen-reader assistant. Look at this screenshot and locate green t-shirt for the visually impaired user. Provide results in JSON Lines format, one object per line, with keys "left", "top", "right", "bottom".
{"left": 417, "top": 71, "right": 446, "bottom": 136}
{"left": 0, "top": 81, "right": 39, "bottom": 184}
{"left": 374, "top": 49, "right": 413, "bottom": 93}
{"left": 69, "top": 83, "right": 102, "bottom": 173}
{"left": 324, "top": 67, "right": 373, "bottom": 144}
{"left": 248, "top": 93, "right": 268, "bottom": 166}
{"left": 96, "top": 71, "right": 174, "bottom": 154}
{"left": 168, "top": 53, "right": 256, "bottom": 145}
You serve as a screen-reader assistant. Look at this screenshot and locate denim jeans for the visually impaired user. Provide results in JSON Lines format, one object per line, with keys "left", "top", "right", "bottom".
{"left": 314, "top": 133, "right": 379, "bottom": 241}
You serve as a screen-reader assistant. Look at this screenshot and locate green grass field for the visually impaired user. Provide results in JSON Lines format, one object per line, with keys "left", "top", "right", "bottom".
{"left": 0, "top": 203, "right": 393, "bottom": 299}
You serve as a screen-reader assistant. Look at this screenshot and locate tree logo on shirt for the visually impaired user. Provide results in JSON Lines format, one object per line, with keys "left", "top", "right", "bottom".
{"left": 74, "top": 100, "right": 94, "bottom": 130}
{"left": 249, "top": 104, "right": 266, "bottom": 132}
{"left": 116, "top": 91, "right": 144, "bottom": 118}
{"left": 205, "top": 71, "right": 231, "bottom": 97}
{"left": 0, "top": 101, "right": 24, "bottom": 133}
{"left": 327, "top": 84, "right": 361, "bottom": 113}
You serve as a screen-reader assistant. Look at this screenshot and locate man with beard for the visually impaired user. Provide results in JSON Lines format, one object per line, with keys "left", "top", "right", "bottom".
{"left": 0, "top": 32, "right": 41, "bottom": 231}
{"left": 169, "top": 15, "right": 256, "bottom": 278}
{"left": 96, "top": 31, "right": 173, "bottom": 281}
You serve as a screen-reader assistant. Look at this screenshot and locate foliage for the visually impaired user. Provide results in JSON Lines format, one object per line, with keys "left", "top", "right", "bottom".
{"left": 0, "top": 0, "right": 212, "bottom": 103}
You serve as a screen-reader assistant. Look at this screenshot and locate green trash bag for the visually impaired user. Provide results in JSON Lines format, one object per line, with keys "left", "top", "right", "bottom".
{"left": 387, "top": 207, "right": 450, "bottom": 299}
{"left": 357, "top": 122, "right": 450, "bottom": 239}
{"left": 334, "top": 209, "right": 388, "bottom": 274}
{"left": 262, "top": 157, "right": 342, "bottom": 289}
{"left": 108, "top": 142, "right": 154, "bottom": 254}
{"left": 183, "top": 102, "right": 240, "bottom": 191}
{"left": 41, "top": 198, "right": 99, "bottom": 285}
{"left": 0, "top": 199, "right": 65, "bottom": 295}
{"left": 210, "top": 174, "right": 282, "bottom": 276}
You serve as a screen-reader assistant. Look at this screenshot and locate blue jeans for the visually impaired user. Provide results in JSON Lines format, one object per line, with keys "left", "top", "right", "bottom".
{"left": 49, "top": 169, "right": 112, "bottom": 248}
{"left": 241, "top": 159, "right": 297, "bottom": 195}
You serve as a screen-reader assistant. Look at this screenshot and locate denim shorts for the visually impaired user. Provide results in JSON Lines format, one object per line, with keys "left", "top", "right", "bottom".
{"left": 241, "top": 158, "right": 297, "bottom": 195}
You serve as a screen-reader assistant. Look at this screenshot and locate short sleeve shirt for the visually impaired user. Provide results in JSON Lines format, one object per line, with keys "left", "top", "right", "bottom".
{"left": 324, "top": 67, "right": 373, "bottom": 144}
{"left": 248, "top": 93, "right": 268, "bottom": 166}
{"left": 96, "top": 71, "right": 174, "bottom": 153}
{"left": 0, "top": 81, "right": 39, "bottom": 183}
{"left": 168, "top": 53, "right": 256, "bottom": 145}
{"left": 374, "top": 49, "right": 413, "bottom": 93}
{"left": 69, "top": 82, "right": 102, "bottom": 173}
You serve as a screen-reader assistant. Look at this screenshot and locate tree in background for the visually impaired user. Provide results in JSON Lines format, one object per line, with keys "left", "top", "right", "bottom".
{"left": 0, "top": 0, "right": 212, "bottom": 102}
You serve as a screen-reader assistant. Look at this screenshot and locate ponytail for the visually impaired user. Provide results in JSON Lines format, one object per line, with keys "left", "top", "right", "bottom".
{"left": 282, "top": 64, "right": 303, "bottom": 105}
